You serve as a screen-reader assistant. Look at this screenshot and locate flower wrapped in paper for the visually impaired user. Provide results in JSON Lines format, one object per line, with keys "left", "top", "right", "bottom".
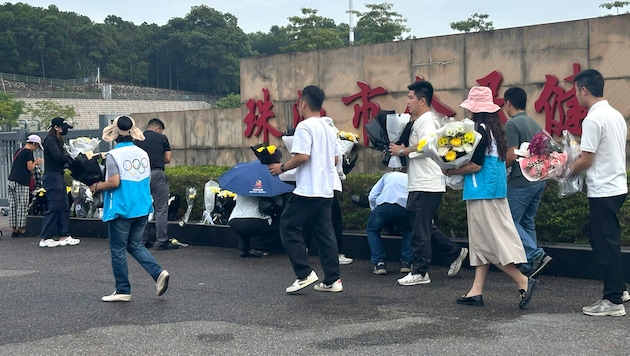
{"left": 250, "top": 143, "right": 282, "bottom": 164}
{"left": 410, "top": 119, "right": 482, "bottom": 170}
{"left": 67, "top": 136, "right": 105, "bottom": 186}
{"left": 517, "top": 130, "right": 568, "bottom": 182}
{"left": 337, "top": 130, "right": 359, "bottom": 156}
{"left": 386, "top": 113, "right": 410, "bottom": 168}
{"left": 556, "top": 130, "right": 583, "bottom": 197}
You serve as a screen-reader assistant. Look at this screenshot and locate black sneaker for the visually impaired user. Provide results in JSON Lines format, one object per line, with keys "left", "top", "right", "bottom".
{"left": 143, "top": 241, "right": 154, "bottom": 248}
{"left": 529, "top": 254, "right": 552, "bottom": 279}
{"left": 155, "top": 243, "right": 179, "bottom": 250}
{"left": 11, "top": 231, "right": 19, "bottom": 238}
{"left": 373, "top": 262, "right": 387, "bottom": 275}
{"left": 400, "top": 261, "right": 412, "bottom": 273}
{"left": 248, "top": 249, "right": 270, "bottom": 257}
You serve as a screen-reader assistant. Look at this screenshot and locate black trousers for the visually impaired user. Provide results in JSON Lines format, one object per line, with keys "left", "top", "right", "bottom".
{"left": 588, "top": 194, "right": 627, "bottom": 304}
{"left": 228, "top": 218, "right": 279, "bottom": 253}
{"left": 280, "top": 194, "right": 339, "bottom": 285}
{"left": 407, "top": 191, "right": 460, "bottom": 275}
{"left": 304, "top": 193, "right": 344, "bottom": 253}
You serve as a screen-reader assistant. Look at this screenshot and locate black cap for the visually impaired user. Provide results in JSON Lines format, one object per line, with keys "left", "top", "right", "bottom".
{"left": 49, "top": 117, "right": 73, "bottom": 130}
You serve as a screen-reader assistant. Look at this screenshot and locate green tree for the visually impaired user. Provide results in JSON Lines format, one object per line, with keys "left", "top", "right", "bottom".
{"left": 0, "top": 93, "right": 24, "bottom": 130}
{"left": 26, "top": 100, "right": 76, "bottom": 128}
{"left": 599, "top": 1, "right": 630, "bottom": 14}
{"left": 282, "top": 8, "right": 345, "bottom": 52}
{"left": 214, "top": 93, "right": 241, "bottom": 108}
{"left": 247, "top": 25, "right": 292, "bottom": 56}
{"left": 351, "top": 2, "right": 409, "bottom": 45}
{"left": 450, "top": 13, "right": 494, "bottom": 33}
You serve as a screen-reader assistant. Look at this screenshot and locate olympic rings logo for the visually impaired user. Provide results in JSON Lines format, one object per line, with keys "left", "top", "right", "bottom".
{"left": 122, "top": 157, "right": 149, "bottom": 175}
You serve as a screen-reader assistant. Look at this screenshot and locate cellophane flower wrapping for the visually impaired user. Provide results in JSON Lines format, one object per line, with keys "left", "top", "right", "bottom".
{"left": 68, "top": 137, "right": 101, "bottom": 159}
{"left": 182, "top": 186, "right": 197, "bottom": 223}
{"left": 251, "top": 143, "right": 282, "bottom": 164}
{"left": 410, "top": 119, "right": 482, "bottom": 170}
{"left": 518, "top": 130, "right": 568, "bottom": 181}
{"left": 556, "top": 130, "right": 583, "bottom": 197}
{"left": 338, "top": 130, "right": 359, "bottom": 156}
{"left": 386, "top": 114, "right": 409, "bottom": 168}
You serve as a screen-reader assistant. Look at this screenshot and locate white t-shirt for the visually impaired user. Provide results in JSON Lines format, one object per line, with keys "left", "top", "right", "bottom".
{"left": 228, "top": 195, "right": 271, "bottom": 224}
{"left": 407, "top": 111, "right": 445, "bottom": 192}
{"left": 291, "top": 116, "right": 338, "bottom": 198}
{"left": 580, "top": 100, "right": 628, "bottom": 198}
{"left": 323, "top": 116, "right": 345, "bottom": 192}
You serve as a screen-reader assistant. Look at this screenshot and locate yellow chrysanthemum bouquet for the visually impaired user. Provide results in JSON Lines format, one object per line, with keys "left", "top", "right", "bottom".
{"left": 250, "top": 143, "right": 282, "bottom": 164}
{"left": 337, "top": 130, "right": 360, "bottom": 156}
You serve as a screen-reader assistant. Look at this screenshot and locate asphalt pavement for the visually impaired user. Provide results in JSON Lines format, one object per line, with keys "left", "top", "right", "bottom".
{"left": 1, "top": 217, "right": 629, "bottom": 355}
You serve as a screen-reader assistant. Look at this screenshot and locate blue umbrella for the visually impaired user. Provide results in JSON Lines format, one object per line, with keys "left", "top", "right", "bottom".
{"left": 218, "top": 160, "right": 295, "bottom": 197}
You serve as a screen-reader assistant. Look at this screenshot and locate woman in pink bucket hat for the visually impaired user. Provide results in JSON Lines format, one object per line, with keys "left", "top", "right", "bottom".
{"left": 445, "top": 86, "right": 539, "bottom": 309}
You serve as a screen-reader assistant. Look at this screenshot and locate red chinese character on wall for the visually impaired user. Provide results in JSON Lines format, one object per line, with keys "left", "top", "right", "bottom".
{"left": 292, "top": 90, "right": 327, "bottom": 129}
{"left": 534, "top": 63, "right": 587, "bottom": 136}
{"left": 408, "top": 76, "right": 457, "bottom": 118}
{"left": 342, "top": 81, "right": 388, "bottom": 146}
{"left": 475, "top": 71, "right": 508, "bottom": 123}
{"left": 243, "top": 88, "right": 283, "bottom": 142}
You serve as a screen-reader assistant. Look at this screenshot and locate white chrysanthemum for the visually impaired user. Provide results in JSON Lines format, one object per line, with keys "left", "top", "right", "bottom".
{"left": 463, "top": 143, "right": 473, "bottom": 152}
{"left": 437, "top": 146, "right": 450, "bottom": 156}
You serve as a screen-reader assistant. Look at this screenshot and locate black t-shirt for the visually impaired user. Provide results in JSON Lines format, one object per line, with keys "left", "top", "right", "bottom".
{"left": 134, "top": 130, "right": 171, "bottom": 169}
{"left": 9, "top": 148, "right": 34, "bottom": 186}
{"left": 43, "top": 134, "right": 71, "bottom": 174}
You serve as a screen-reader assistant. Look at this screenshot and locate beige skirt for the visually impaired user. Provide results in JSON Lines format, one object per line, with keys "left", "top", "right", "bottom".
{"left": 466, "top": 198, "right": 527, "bottom": 266}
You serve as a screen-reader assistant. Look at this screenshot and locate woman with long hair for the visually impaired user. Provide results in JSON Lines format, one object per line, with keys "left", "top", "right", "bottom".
{"left": 39, "top": 117, "right": 80, "bottom": 247}
{"left": 445, "top": 87, "right": 538, "bottom": 308}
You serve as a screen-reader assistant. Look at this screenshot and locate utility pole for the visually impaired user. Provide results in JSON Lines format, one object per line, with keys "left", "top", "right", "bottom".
{"left": 349, "top": 0, "right": 355, "bottom": 46}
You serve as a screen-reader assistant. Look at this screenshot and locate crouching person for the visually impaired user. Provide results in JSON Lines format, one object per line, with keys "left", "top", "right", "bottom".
{"left": 91, "top": 115, "right": 170, "bottom": 302}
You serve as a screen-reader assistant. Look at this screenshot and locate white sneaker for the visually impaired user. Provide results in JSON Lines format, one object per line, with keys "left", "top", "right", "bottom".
{"left": 397, "top": 272, "right": 431, "bottom": 286}
{"left": 622, "top": 290, "right": 630, "bottom": 303}
{"left": 39, "top": 239, "right": 59, "bottom": 248}
{"left": 314, "top": 279, "right": 343, "bottom": 292}
{"left": 582, "top": 299, "right": 626, "bottom": 317}
{"left": 448, "top": 247, "right": 468, "bottom": 277}
{"left": 156, "top": 270, "right": 170, "bottom": 296}
{"left": 286, "top": 270, "right": 318, "bottom": 293}
{"left": 338, "top": 254, "right": 353, "bottom": 265}
{"left": 102, "top": 292, "right": 131, "bottom": 302}
{"left": 58, "top": 236, "right": 80, "bottom": 246}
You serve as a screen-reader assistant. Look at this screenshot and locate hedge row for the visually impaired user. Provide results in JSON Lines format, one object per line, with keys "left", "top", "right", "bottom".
{"left": 160, "top": 166, "right": 629, "bottom": 246}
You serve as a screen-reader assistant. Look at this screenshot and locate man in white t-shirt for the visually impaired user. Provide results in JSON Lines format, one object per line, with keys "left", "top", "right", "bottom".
{"left": 268, "top": 85, "right": 342, "bottom": 294}
{"left": 388, "top": 80, "right": 468, "bottom": 286}
{"left": 572, "top": 69, "right": 628, "bottom": 317}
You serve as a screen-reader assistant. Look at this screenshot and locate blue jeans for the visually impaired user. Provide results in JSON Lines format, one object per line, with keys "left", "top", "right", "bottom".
{"left": 108, "top": 216, "right": 163, "bottom": 294}
{"left": 366, "top": 203, "right": 413, "bottom": 265}
{"left": 507, "top": 181, "right": 546, "bottom": 271}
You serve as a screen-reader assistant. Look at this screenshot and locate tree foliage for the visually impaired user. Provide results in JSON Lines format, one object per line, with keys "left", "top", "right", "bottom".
{"left": 26, "top": 100, "right": 76, "bottom": 128}
{"left": 351, "top": 2, "right": 409, "bottom": 45}
{"left": 0, "top": 93, "right": 24, "bottom": 130}
{"left": 450, "top": 13, "right": 494, "bottom": 33}
{"left": 282, "top": 8, "right": 345, "bottom": 53}
{"left": 599, "top": 1, "right": 630, "bottom": 14}
{"left": 214, "top": 93, "right": 241, "bottom": 109}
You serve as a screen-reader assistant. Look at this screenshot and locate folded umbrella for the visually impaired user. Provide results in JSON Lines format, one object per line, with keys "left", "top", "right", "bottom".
{"left": 218, "top": 160, "right": 295, "bottom": 197}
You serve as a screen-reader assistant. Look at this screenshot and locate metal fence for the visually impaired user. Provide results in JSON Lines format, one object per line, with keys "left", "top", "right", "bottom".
{"left": 0, "top": 72, "right": 97, "bottom": 87}
{"left": 0, "top": 115, "right": 113, "bottom": 207}
{"left": 10, "top": 91, "right": 214, "bottom": 103}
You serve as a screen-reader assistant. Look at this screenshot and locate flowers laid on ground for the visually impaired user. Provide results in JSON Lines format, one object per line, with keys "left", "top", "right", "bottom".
{"left": 250, "top": 143, "right": 282, "bottom": 164}
{"left": 517, "top": 130, "right": 567, "bottom": 181}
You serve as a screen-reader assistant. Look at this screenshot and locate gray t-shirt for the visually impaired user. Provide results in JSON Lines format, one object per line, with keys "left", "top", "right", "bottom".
{"left": 505, "top": 112, "right": 543, "bottom": 188}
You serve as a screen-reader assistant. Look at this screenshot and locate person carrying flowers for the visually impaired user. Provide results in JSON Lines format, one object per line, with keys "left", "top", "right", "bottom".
{"left": 445, "top": 86, "right": 538, "bottom": 309}
{"left": 388, "top": 80, "right": 468, "bottom": 287}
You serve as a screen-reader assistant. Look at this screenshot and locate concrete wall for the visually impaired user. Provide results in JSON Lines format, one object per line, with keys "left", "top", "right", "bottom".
{"left": 72, "top": 15, "right": 630, "bottom": 171}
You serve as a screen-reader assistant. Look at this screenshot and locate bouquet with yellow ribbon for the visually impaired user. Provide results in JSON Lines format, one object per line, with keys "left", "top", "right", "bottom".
{"left": 250, "top": 143, "right": 282, "bottom": 164}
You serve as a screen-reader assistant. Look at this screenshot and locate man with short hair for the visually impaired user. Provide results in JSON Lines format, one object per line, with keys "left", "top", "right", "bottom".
{"left": 268, "top": 85, "right": 342, "bottom": 293}
{"left": 572, "top": 69, "right": 628, "bottom": 316}
{"left": 134, "top": 118, "right": 174, "bottom": 250}
{"left": 503, "top": 87, "right": 552, "bottom": 278}
{"left": 388, "top": 81, "right": 468, "bottom": 286}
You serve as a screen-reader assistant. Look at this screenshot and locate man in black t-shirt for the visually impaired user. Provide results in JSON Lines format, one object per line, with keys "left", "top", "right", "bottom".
{"left": 134, "top": 118, "right": 174, "bottom": 250}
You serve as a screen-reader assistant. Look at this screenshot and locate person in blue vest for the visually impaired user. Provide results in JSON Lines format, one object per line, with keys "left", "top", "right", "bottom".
{"left": 446, "top": 87, "right": 538, "bottom": 309}
{"left": 90, "top": 115, "right": 170, "bottom": 302}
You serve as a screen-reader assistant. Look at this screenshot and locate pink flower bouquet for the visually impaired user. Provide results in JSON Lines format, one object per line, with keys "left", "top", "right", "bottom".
{"left": 517, "top": 130, "right": 567, "bottom": 181}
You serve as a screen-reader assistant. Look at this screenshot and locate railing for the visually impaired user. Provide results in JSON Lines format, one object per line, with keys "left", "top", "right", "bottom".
{"left": 9, "top": 91, "right": 214, "bottom": 103}
{"left": 0, "top": 72, "right": 97, "bottom": 87}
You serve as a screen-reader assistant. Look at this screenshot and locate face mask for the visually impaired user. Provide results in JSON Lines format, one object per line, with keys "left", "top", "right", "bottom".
{"left": 61, "top": 127, "right": 69, "bottom": 136}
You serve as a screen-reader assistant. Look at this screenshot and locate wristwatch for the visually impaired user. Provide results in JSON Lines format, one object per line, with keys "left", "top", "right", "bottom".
{"left": 280, "top": 163, "right": 286, "bottom": 172}
{"left": 398, "top": 148, "right": 405, "bottom": 156}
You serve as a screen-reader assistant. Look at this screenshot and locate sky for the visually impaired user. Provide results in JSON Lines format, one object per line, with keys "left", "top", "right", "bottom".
{"left": 5, "top": 0, "right": 616, "bottom": 38}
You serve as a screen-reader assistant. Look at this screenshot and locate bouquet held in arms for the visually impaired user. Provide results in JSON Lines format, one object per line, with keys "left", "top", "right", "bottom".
{"left": 517, "top": 130, "right": 567, "bottom": 182}
{"left": 251, "top": 143, "right": 282, "bottom": 164}
{"left": 337, "top": 130, "right": 360, "bottom": 156}
{"left": 556, "top": 130, "right": 583, "bottom": 197}
{"left": 68, "top": 137, "right": 105, "bottom": 186}
{"left": 385, "top": 113, "right": 409, "bottom": 168}
{"left": 410, "top": 118, "right": 481, "bottom": 170}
